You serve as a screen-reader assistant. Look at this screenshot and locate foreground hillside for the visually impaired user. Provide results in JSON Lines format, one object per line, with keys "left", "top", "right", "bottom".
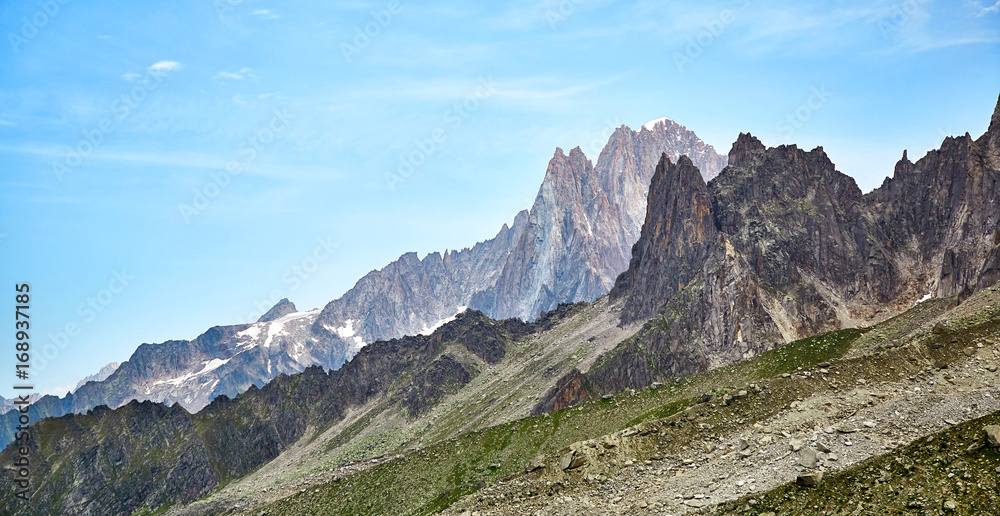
{"left": 255, "top": 282, "right": 999, "bottom": 515}
{"left": 209, "top": 281, "right": 997, "bottom": 515}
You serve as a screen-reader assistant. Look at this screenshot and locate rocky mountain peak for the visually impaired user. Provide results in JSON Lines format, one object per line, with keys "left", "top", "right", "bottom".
{"left": 978, "top": 93, "right": 1000, "bottom": 154}
{"left": 257, "top": 298, "right": 297, "bottom": 323}
{"left": 610, "top": 153, "right": 717, "bottom": 322}
{"left": 991, "top": 92, "right": 1000, "bottom": 135}
{"left": 727, "top": 132, "right": 766, "bottom": 168}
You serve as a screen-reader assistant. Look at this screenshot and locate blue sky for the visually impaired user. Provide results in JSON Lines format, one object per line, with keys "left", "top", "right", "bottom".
{"left": 1, "top": 0, "right": 998, "bottom": 397}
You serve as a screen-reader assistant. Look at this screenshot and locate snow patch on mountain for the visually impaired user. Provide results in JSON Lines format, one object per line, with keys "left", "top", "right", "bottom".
{"left": 642, "top": 117, "right": 670, "bottom": 131}
{"left": 418, "top": 306, "right": 468, "bottom": 336}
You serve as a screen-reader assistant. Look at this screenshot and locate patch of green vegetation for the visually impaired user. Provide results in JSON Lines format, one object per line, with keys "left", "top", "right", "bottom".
{"left": 624, "top": 396, "right": 694, "bottom": 427}
{"left": 745, "top": 327, "right": 866, "bottom": 380}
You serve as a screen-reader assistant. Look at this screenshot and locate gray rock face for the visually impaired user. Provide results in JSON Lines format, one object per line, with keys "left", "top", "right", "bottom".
{"left": 481, "top": 121, "right": 728, "bottom": 321}
{"left": 483, "top": 147, "right": 631, "bottom": 321}
{"left": 257, "top": 298, "right": 297, "bottom": 322}
{"left": 314, "top": 211, "right": 529, "bottom": 343}
{"left": 74, "top": 362, "right": 121, "bottom": 392}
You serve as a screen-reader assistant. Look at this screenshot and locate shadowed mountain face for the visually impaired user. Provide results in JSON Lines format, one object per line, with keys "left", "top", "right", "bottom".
{"left": 583, "top": 93, "right": 1000, "bottom": 394}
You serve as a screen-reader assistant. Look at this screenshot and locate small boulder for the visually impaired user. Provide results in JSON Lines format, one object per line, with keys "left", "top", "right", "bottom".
{"left": 943, "top": 499, "right": 958, "bottom": 512}
{"left": 984, "top": 425, "right": 1000, "bottom": 448}
{"left": 796, "top": 471, "right": 823, "bottom": 487}
{"left": 525, "top": 454, "right": 546, "bottom": 472}
{"left": 799, "top": 447, "right": 818, "bottom": 468}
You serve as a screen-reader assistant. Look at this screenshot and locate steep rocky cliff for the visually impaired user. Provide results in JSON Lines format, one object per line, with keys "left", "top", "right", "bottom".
{"left": 609, "top": 155, "right": 718, "bottom": 323}
{"left": 585, "top": 93, "right": 1000, "bottom": 393}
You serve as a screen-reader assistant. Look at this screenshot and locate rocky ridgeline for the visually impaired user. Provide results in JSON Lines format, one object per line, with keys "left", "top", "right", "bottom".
{"left": 572, "top": 93, "right": 1000, "bottom": 397}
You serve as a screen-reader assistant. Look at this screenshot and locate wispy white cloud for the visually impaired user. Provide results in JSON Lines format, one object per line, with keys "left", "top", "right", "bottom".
{"left": 148, "top": 60, "right": 182, "bottom": 74}
{"left": 213, "top": 67, "right": 257, "bottom": 81}
{"left": 0, "top": 119, "right": 14, "bottom": 126}
{"left": 121, "top": 72, "right": 142, "bottom": 82}
{"left": 253, "top": 9, "right": 280, "bottom": 19}
{"left": 232, "top": 94, "right": 247, "bottom": 104}
{"left": 979, "top": 0, "right": 1000, "bottom": 15}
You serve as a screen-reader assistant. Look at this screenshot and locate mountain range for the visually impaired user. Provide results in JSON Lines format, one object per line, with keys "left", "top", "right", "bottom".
{"left": 2, "top": 93, "right": 998, "bottom": 515}
{"left": 0, "top": 118, "right": 726, "bottom": 449}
